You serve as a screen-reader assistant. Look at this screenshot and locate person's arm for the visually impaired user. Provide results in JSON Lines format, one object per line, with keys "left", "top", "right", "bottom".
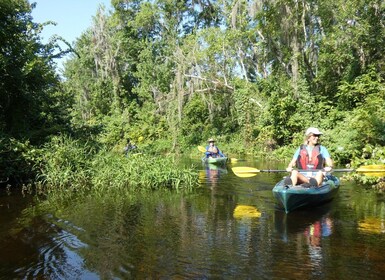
{"left": 286, "top": 158, "right": 297, "bottom": 172}
{"left": 324, "top": 157, "right": 333, "bottom": 171}
{"left": 286, "top": 148, "right": 300, "bottom": 171}
{"left": 218, "top": 148, "right": 224, "bottom": 157}
{"left": 321, "top": 146, "right": 333, "bottom": 171}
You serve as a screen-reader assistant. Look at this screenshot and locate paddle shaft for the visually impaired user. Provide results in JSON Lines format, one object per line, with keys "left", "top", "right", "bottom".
{"left": 232, "top": 165, "right": 384, "bottom": 178}
{"left": 236, "top": 168, "right": 355, "bottom": 173}
{"left": 261, "top": 168, "right": 380, "bottom": 173}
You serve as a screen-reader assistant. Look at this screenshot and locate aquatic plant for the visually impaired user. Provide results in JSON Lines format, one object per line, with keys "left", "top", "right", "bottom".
{"left": 35, "top": 135, "right": 199, "bottom": 196}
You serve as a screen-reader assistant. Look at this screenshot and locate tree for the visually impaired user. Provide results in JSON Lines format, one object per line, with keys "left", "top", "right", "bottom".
{"left": 0, "top": 0, "right": 67, "bottom": 140}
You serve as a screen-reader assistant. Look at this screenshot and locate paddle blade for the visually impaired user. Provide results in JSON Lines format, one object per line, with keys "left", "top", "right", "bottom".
{"left": 232, "top": 166, "right": 261, "bottom": 173}
{"left": 232, "top": 166, "right": 261, "bottom": 177}
{"left": 233, "top": 205, "right": 261, "bottom": 219}
{"left": 356, "top": 165, "right": 385, "bottom": 172}
{"left": 232, "top": 167, "right": 261, "bottom": 173}
{"left": 198, "top": 145, "right": 206, "bottom": 153}
{"left": 361, "top": 172, "right": 385, "bottom": 177}
{"left": 233, "top": 172, "right": 258, "bottom": 178}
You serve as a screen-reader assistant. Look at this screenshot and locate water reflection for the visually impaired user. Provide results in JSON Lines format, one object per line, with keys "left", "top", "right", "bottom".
{"left": 0, "top": 211, "right": 97, "bottom": 279}
{"left": 274, "top": 203, "right": 333, "bottom": 241}
{"left": 3, "top": 160, "right": 385, "bottom": 279}
{"left": 274, "top": 203, "right": 335, "bottom": 267}
{"left": 358, "top": 217, "right": 385, "bottom": 234}
{"left": 200, "top": 163, "right": 228, "bottom": 188}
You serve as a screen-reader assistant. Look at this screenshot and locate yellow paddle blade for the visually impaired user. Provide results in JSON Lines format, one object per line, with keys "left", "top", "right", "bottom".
{"left": 361, "top": 172, "right": 385, "bottom": 177}
{"left": 233, "top": 172, "right": 258, "bottom": 178}
{"left": 356, "top": 165, "right": 385, "bottom": 172}
{"left": 231, "top": 167, "right": 261, "bottom": 178}
{"left": 198, "top": 145, "right": 206, "bottom": 153}
{"left": 232, "top": 167, "right": 261, "bottom": 173}
{"left": 233, "top": 205, "right": 261, "bottom": 219}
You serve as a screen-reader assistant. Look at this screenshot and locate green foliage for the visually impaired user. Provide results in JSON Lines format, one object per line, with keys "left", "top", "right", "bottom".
{"left": 0, "top": 1, "right": 73, "bottom": 183}
{"left": 2, "top": 0, "right": 385, "bottom": 190}
{"left": 91, "top": 152, "right": 199, "bottom": 194}
{"left": 180, "top": 95, "right": 209, "bottom": 146}
{"left": 231, "top": 79, "right": 263, "bottom": 147}
{"left": 0, "top": 135, "right": 39, "bottom": 184}
{"left": 256, "top": 76, "right": 316, "bottom": 147}
{"left": 36, "top": 135, "right": 199, "bottom": 195}
{"left": 0, "top": 0, "right": 68, "bottom": 140}
{"left": 328, "top": 77, "right": 385, "bottom": 163}
{"left": 336, "top": 68, "right": 383, "bottom": 110}
{"left": 35, "top": 135, "right": 94, "bottom": 191}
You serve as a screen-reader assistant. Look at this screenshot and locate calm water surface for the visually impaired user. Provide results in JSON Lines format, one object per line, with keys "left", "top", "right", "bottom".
{"left": 1, "top": 158, "right": 385, "bottom": 279}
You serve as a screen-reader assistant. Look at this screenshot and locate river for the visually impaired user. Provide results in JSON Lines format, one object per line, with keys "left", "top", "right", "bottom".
{"left": 1, "top": 158, "right": 385, "bottom": 279}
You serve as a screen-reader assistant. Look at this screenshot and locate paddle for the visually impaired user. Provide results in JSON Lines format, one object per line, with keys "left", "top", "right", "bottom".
{"left": 232, "top": 165, "right": 385, "bottom": 178}
{"left": 198, "top": 145, "right": 207, "bottom": 153}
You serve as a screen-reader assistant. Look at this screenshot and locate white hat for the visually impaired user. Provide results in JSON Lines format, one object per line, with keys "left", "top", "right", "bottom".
{"left": 305, "top": 127, "right": 323, "bottom": 136}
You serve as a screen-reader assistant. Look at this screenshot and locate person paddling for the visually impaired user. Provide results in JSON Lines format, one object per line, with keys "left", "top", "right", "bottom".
{"left": 205, "top": 138, "right": 224, "bottom": 158}
{"left": 285, "top": 127, "right": 333, "bottom": 187}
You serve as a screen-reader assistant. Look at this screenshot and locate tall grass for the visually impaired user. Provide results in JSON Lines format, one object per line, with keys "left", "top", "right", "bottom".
{"left": 35, "top": 135, "right": 199, "bottom": 196}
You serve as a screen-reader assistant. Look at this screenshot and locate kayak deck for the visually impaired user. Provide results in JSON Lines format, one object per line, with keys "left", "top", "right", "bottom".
{"left": 202, "top": 157, "right": 228, "bottom": 165}
{"left": 272, "top": 175, "right": 340, "bottom": 213}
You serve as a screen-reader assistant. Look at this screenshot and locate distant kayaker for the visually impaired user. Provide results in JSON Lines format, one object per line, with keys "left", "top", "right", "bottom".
{"left": 284, "top": 127, "right": 333, "bottom": 187}
{"left": 205, "top": 138, "right": 224, "bottom": 158}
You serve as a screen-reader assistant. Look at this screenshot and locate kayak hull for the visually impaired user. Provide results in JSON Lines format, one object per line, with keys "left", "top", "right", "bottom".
{"left": 202, "top": 157, "right": 228, "bottom": 165}
{"left": 272, "top": 175, "right": 340, "bottom": 213}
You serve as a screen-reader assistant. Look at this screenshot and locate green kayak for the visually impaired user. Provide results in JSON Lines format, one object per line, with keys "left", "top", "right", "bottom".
{"left": 202, "top": 156, "right": 228, "bottom": 165}
{"left": 272, "top": 174, "right": 340, "bottom": 213}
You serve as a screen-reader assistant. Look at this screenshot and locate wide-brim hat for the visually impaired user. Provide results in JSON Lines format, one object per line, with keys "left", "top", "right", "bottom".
{"left": 208, "top": 138, "right": 215, "bottom": 142}
{"left": 305, "top": 127, "right": 323, "bottom": 136}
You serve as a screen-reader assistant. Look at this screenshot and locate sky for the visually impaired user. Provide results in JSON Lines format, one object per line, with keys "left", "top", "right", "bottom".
{"left": 31, "top": 0, "right": 112, "bottom": 70}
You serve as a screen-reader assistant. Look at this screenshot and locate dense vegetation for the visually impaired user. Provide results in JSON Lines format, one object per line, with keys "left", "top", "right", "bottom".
{"left": 1, "top": 0, "right": 384, "bottom": 191}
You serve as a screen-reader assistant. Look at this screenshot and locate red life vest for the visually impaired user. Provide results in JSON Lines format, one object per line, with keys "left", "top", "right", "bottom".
{"left": 296, "top": 144, "right": 324, "bottom": 170}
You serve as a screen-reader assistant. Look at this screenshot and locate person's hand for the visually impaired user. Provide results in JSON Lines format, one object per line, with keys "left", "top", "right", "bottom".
{"left": 324, "top": 166, "right": 332, "bottom": 172}
{"left": 286, "top": 167, "right": 293, "bottom": 172}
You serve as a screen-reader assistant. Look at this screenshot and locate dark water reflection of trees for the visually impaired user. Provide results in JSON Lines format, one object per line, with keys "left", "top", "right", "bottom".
{"left": 1, "top": 160, "right": 385, "bottom": 279}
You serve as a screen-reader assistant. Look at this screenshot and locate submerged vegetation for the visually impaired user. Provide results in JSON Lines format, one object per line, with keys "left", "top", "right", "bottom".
{"left": 1, "top": 0, "right": 384, "bottom": 192}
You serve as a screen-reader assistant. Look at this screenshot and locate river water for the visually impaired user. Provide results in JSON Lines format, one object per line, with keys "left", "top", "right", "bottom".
{"left": 1, "top": 158, "right": 385, "bottom": 279}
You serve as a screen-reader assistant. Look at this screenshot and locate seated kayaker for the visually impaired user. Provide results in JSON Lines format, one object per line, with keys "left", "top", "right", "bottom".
{"left": 205, "top": 138, "right": 224, "bottom": 158}
{"left": 284, "top": 127, "right": 333, "bottom": 187}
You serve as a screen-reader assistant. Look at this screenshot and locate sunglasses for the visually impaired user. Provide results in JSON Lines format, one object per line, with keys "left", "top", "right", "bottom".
{"left": 311, "top": 134, "right": 321, "bottom": 138}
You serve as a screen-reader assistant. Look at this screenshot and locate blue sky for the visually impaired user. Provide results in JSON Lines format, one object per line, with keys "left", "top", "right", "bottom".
{"left": 31, "top": 0, "right": 112, "bottom": 70}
